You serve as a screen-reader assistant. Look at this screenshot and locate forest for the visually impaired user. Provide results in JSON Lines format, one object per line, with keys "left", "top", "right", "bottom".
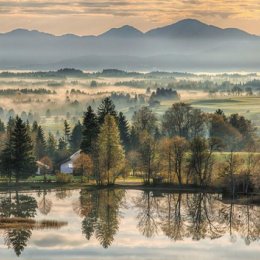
{"left": 0, "top": 97, "right": 259, "bottom": 197}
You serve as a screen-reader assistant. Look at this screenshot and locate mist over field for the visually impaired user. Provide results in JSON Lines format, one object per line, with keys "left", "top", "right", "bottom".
{"left": 1, "top": 19, "right": 260, "bottom": 71}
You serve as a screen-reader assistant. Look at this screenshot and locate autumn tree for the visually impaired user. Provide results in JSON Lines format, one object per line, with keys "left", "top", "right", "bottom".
{"left": 188, "top": 137, "right": 219, "bottom": 186}
{"left": 132, "top": 107, "right": 157, "bottom": 135}
{"left": 138, "top": 131, "right": 158, "bottom": 184}
{"left": 39, "top": 156, "right": 53, "bottom": 183}
{"left": 97, "top": 115, "right": 125, "bottom": 185}
{"left": 228, "top": 113, "right": 256, "bottom": 149}
{"left": 74, "top": 153, "right": 93, "bottom": 182}
{"left": 241, "top": 152, "right": 260, "bottom": 194}
{"left": 221, "top": 151, "right": 242, "bottom": 198}
{"left": 162, "top": 103, "right": 205, "bottom": 140}
{"left": 159, "top": 136, "right": 188, "bottom": 185}
{"left": 172, "top": 136, "right": 189, "bottom": 185}
{"left": 159, "top": 138, "right": 174, "bottom": 183}
{"left": 127, "top": 151, "right": 140, "bottom": 176}
{"left": 209, "top": 113, "right": 242, "bottom": 151}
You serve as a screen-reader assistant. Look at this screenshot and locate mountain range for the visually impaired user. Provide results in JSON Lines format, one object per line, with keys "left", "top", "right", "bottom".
{"left": 0, "top": 19, "right": 259, "bottom": 71}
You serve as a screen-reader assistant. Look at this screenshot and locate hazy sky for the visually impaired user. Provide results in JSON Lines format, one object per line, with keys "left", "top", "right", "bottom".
{"left": 0, "top": 0, "right": 260, "bottom": 36}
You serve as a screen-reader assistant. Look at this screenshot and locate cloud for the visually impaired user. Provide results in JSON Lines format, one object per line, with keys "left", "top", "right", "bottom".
{"left": 0, "top": 0, "right": 259, "bottom": 36}
{"left": 0, "top": 0, "right": 259, "bottom": 21}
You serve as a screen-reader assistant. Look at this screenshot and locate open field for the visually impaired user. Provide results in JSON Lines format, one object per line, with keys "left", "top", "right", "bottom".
{"left": 0, "top": 71, "right": 260, "bottom": 135}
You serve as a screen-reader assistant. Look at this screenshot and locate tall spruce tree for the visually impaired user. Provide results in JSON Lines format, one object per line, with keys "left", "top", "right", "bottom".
{"left": 81, "top": 106, "right": 99, "bottom": 154}
{"left": 64, "top": 120, "right": 71, "bottom": 145}
{"left": 6, "top": 117, "right": 15, "bottom": 138}
{"left": 1, "top": 138, "right": 13, "bottom": 182}
{"left": 70, "top": 121, "right": 82, "bottom": 152}
{"left": 46, "top": 132, "right": 57, "bottom": 159}
{"left": 34, "top": 126, "right": 46, "bottom": 160}
{"left": 97, "top": 97, "right": 117, "bottom": 124}
{"left": 0, "top": 119, "right": 5, "bottom": 133}
{"left": 10, "top": 116, "right": 36, "bottom": 182}
{"left": 1, "top": 118, "right": 15, "bottom": 181}
{"left": 31, "top": 121, "right": 38, "bottom": 133}
{"left": 118, "top": 112, "right": 130, "bottom": 149}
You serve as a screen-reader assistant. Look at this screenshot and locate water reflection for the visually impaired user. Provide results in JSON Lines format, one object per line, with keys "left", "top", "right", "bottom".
{"left": 38, "top": 190, "right": 52, "bottom": 215}
{"left": 0, "top": 192, "right": 37, "bottom": 256}
{"left": 0, "top": 189, "right": 259, "bottom": 259}
{"left": 133, "top": 191, "right": 260, "bottom": 244}
{"left": 74, "top": 188, "right": 125, "bottom": 248}
{"left": 0, "top": 191, "right": 67, "bottom": 256}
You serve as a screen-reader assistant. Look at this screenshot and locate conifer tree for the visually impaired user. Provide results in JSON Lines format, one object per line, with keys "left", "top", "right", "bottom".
{"left": 1, "top": 137, "right": 13, "bottom": 182}
{"left": 58, "top": 137, "right": 67, "bottom": 151}
{"left": 31, "top": 121, "right": 38, "bottom": 133}
{"left": 0, "top": 119, "right": 5, "bottom": 133}
{"left": 10, "top": 116, "right": 36, "bottom": 182}
{"left": 34, "top": 126, "right": 46, "bottom": 160}
{"left": 118, "top": 112, "right": 130, "bottom": 149}
{"left": 70, "top": 121, "right": 82, "bottom": 152}
{"left": 1, "top": 118, "right": 15, "bottom": 181}
{"left": 46, "top": 132, "right": 57, "bottom": 159}
{"left": 81, "top": 106, "right": 99, "bottom": 154}
{"left": 64, "top": 120, "right": 71, "bottom": 144}
{"left": 97, "top": 97, "right": 117, "bottom": 125}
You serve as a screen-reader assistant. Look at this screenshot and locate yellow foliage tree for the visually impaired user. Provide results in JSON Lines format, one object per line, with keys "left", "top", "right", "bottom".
{"left": 97, "top": 115, "right": 125, "bottom": 185}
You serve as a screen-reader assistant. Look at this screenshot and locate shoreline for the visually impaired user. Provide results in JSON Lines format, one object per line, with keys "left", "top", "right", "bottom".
{"left": 0, "top": 181, "right": 229, "bottom": 194}
{"left": 0, "top": 182, "right": 258, "bottom": 206}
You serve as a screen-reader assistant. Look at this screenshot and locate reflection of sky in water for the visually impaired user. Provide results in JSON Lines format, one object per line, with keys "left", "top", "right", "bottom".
{"left": 0, "top": 189, "right": 259, "bottom": 260}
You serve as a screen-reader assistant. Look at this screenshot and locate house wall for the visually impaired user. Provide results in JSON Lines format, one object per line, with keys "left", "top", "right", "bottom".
{"left": 60, "top": 160, "right": 73, "bottom": 174}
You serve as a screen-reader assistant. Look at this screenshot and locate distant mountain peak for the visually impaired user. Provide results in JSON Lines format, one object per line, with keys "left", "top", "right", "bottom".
{"left": 175, "top": 18, "right": 206, "bottom": 25}
{"left": 99, "top": 25, "right": 143, "bottom": 38}
{"left": 5, "top": 28, "right": 52, "bottom": 37}
{"left": 145, "top": 18, "right": 254, "bottom": 39}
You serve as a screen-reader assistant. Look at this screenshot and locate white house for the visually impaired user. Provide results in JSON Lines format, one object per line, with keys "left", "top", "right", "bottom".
{"left": 60, "top": 150, "right": 81, "bottom": 174}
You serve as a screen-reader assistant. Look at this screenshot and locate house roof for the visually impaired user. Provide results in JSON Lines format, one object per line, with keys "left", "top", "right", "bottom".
{"left": 36, "top": 161, "right": 51, "bottom": 170}
{"left": 59, "top": 150, "right": 82, "bottom": 166}
{"left": 70, "top": 150, "right": 81, "bottom": 160}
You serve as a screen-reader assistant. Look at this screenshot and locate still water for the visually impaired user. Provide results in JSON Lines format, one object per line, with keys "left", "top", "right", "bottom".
{"left": 0, "top": 189, "right": 259, "bottom": 260}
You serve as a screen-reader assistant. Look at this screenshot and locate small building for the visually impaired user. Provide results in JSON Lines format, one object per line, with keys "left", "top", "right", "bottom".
{"left": 60, "top": 150, "right": 81, "bottom": 174}
{"left": 36, "top": 161, "right": 51, "bottom": 175}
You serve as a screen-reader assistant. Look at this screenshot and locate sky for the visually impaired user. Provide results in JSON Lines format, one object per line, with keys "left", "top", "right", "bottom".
{"left": 0, "top": 0, "right": 260, "bottom": 36}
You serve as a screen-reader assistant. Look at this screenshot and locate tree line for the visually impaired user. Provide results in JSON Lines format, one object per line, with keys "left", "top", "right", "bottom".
{"left": 0, "top": 98, "right": 259, "bottom": 192}
{"left": 0, "top": 88, "right": 56, "bottom": 95}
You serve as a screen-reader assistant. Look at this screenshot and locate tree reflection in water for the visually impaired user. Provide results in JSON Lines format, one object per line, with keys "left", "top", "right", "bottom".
{"left": 0, "top": 189, "right": 258, "bottom": 257}
{"left": 0, "top": 191, "right": 67, "bottom": 256}
{"left": 74, "top": 188, "right": 125, "bottom": 248}
{"left": 133, "top": 191, "right": 260, "bottom": 244}
{"left": 0, "top": 192, "right": 37, "bottom": 256}
{"left": 38, "top": 189, "right": 53, "bottom": 215}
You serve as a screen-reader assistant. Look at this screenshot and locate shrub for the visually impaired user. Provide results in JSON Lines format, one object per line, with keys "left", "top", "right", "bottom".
{"left": 56, "top": 173, "right": 72, "bottom": 183}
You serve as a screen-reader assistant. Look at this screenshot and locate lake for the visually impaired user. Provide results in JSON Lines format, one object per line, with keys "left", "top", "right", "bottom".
{"left": 0, "top": 188, "right": 259, "bottom": 260}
